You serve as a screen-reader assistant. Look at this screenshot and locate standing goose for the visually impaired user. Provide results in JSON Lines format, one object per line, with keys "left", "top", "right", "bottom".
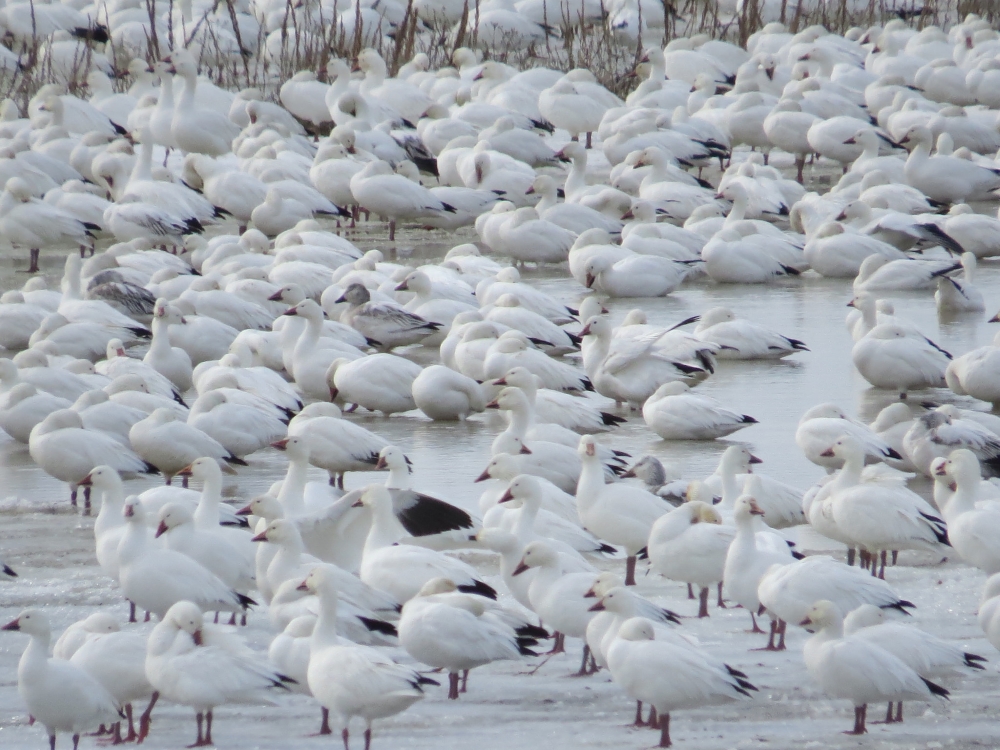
{"left": 129, "top": 408, "right": 244, "bottom": 484}
{"left": 165, "top": 49, "right": 240, "bottom": 155}
{"left": 800, "top": 600, "right": 949, "bottom": 735}
{"left": 336, "top": 283, "right": 441, "bottom": 351}
{"left": 2, "top": 609, "right": 122, "bottom": 750}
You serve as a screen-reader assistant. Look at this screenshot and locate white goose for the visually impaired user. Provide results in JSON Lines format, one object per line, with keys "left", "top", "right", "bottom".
{"left": 606, "top": 617, "right": 756, "bottom": 747}
{"left": 327, "top": 354, "right": 421, "bottom": 415}
{"left": 800, "top": 600, "right": 948, "bottom": 736}
{"left": 852, "top": 324, "right": 950, "bottom": 395}
{"left": 935, "top": 252, "right": 985, "bottom": 313}
{"left": 642, "top": 382, "right": 756, "bottom": 440}
{"left": 129, "top": 408, "right": 242, "bottom": 484}
{"left": 287, "top": 403, "right": 388, "bottom": 488}
{"left": 693, "top": 306, "right": 808, "bottom": 359}
{"left": 2, "top": 609, "right": 122, "bottom": 750}
{"left": 411, "top": 365, "right": 486, "bottom": 421}
{"left": 938, "top": 450, "right": 1000, "bottom": 574}
{"left": 796, "top": 403, "right": 902, "bottom": 470}
{"left": 165, "top": 50, "right": 240, "bottom": 155}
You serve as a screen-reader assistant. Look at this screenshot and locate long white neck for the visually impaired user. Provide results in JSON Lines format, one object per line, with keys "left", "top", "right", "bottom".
{"left": 535, "top": 184, "right": 557, "bottom": 213}
{"left": 177, "top": 70, "right": 198, "bottom": 109}
{"left": 385, "top": 464, "right": 410, "bottom": 490}
{"left": 575, "top": 454, "right": 606, "bottom": 512}
{"left": 724, "top": 192, "right": 749, "bottom": 223}
{"left": 148, "top": 315, "right": 172, "bottom": 359}
{"left": 280, "top": 317, "right": 306, "bottom": 375}
{"left": 582, "top": 331, "right": 610, "bottom": 376}
{"left": 363, "top": 502, "right": 404, "bottom": 557}
{"left": 192, "top": 472, "right": 224, "bottom": 529}
{"left": 292, "top": 314, "right": 323, "bottom": 366}
{"left": 717, "top": 461, "right": 742, "bottom": 508}
{"left": 116, "top": 521, "right": 148, "bottom": 566}
{"left": 310, "top": 587, "right": 341, "bottom": 652}
{"left": 93, "top": 483, "right": 125, "bottom": 539}
{"left": 129, "top": 138, "right": 154, "bottom": 186}
{"left": 942, "top": 476, "right": 978, "bottom": 525}
{"left": 277, "top": 455, "right": 309, "bottom": 516}
{"left": 19, "top": 631, "right": 51, "bottom": 681}
{"left": 564, "top": 154, "right": 587, "bottom": 197}
{"left": 512, "top": 498, "right": 540, "bottom": 538}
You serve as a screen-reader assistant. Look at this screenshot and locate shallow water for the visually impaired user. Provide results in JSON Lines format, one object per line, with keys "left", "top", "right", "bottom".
{"left": 2, "top": 155, "right": 1000, "bottom": 749}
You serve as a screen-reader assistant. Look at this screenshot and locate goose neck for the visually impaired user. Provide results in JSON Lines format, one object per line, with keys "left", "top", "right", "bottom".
{"left": 512, "top": 497, "right": 539, "bottom": 537}
{"left": 192, "top": 473, "right": 224, "bottom": 529}
{"left": 93, "top": 485, "right": 125, "bottom": 536}
{"left": 535, "top": 184, "right": 557, "bottom": 213}
{"left": 575, "top": 454, "right": 606, "bottom": 511}
{"left": 724, "top": 191, "right": 748, "bottom": 223}
{"left": 116, "top": 521, "right": 148, "bottom": 566}
{"left": 564, "top": 154, "right": 587, "bottom": 197}
{"left": 277, "top": 456, "right": 309, "bottom": 516}
{"left": 20, "top": 631, "right": 51, "bottom": 677}
{"left": 148, "top": 316, "right": 172, "bottom": 357}
{"left": 129, "top": 138, "right": 154, "bottom": 185}
{"left": 943, "top": 480, "right": 977, "bottom": 523}
{"left": 311, "top": 587, "right": 341, "bottom": 651}
{"left": 363, "top": 502, "right": 403, "bottom": 556}
{"left": 385, "top": 465, "right": 410, "bottom": 490}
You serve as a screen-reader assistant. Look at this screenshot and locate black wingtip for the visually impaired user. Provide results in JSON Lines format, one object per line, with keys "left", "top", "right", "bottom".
{"left": 2, "top": 564, "right": 16, "bottom": 577}
{"left": 661, "top": 608, "right": 682, "bottom": 625}
{"left": 515, "top": 623, "right": 550, "bottom": 639}
{"left": 636, "top": 546, "right": 648, "bottom": 560}
{"left": 224, "top": 454, "right": 249, "bottom": 467}
{"left": 964, "top": 653, "right": 987, "bottom": 669}
{"left": 596, "top": 543, "right": 618, "bottom": 555}
{"left": 143, "top": 461, "right": 160, "bottom": 475}
{"left": 237, "top": 593, "right": 258, "bottom": 609}
{"left": 881, "top": 599, "right": 915, "bottom": 614}
{"left": 791, "top": 550, "right": 805, "bottom": 560}
{"left": 885, "top": 447, "right": 903, "bottom": 460}
{"left": 517, "top": 640, "right": 540, "bottom": 657}
{"left": 601, "top": 411, "right": 627, "bottom": 426}
{"left": 357, "top": 616, "right": 398, "bottom": 637}
{"left": 417, "top": 675, "right": 440, "bottom": 687}
{"left": 457, "top": 579, "right": 498, "bottom": 600}
{"left": 921, "top": 677, "right": 950, "bottom": 699}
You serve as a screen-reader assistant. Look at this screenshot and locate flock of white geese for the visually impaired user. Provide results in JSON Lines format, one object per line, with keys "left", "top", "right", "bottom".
{"left": 4, "top": 12, "right": 1000, "bottom": 750}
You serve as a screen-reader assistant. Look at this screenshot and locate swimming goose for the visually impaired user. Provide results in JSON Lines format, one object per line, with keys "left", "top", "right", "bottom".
{"left": 935, "top": 252, "right": 985, "bottom": 313}
{"left": 800, "top": 600, "right": 948, "bottom": 735}
{"left": 411, "top": 365, "right": 486, "bottom": 421}
{"left": 2, "top": 609, "right": 122, "bottom": 750}
{"left": 642, "top": 382, "right": 756, "bottom": 440}
{"left": 145, "top": 601, "right": 290, "bottom": 747}
{"left": 694, "top": 307, "right": 806, "bottom": 359}
{"left": 797, "top": 403, "right": 903, "bottom": 470}
{"left": 492, "top": 367, "right": 624, "bottom": 432}
{"left": 187, "top": 390, "right": 287, "bottom": 459}
{"left": 701, "top": 228, "right": 803, "bottom": 283}
{"left": 606, "top": 617, "right": 756, "bottom": 747}
{"left": 399, "top": 578, "right": 542, "bottom": 699}
{"left": 946, "top": 331, "right": 1000, "bottom": 404}
{"left": 301, "top": 565, "right": 435, "bottom": 750}
{"left": 899, "top": 124, "right": 1000, "bottom": 203}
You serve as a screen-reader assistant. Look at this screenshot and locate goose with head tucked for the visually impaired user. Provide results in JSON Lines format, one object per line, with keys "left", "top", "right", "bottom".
{"left": 326, "top": 354, "right": 421, "bottom": 415}
{"left": 693, "top": 307, "right": 807, "bottom": 359}
{"left": 642, "top": 382, "right": 756, "bottom": 440}
{"left": 852, "top": 324, "right": 950, "bottom": 396}
{"left": 129, "top": 408, "right": 244, "bottom": 484}
{"left": 796, "top": 403, "right": 902, "bottom": 470}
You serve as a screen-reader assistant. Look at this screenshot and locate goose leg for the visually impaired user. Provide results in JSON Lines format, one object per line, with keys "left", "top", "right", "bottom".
{"left": 844, "top": 704, "right": 867, "bottom": 735}
{"left": 363, "top": 727, "right": 372, "bottom": 750}
{"left": 124, "top": 703, "right": 137, "bottom": 742}
{"left": 716, "top": 582, "right": 726, "bottom": 608}
{"left": 49, "top": 735, "right": 56, "bottom": 750}
{"left": 448, "top": 672, "right": 460, "bottom": 699}
{"left": 879, "top": 551, "right": 887, "bottom": 579}
{"left": 895, "top": 702, "right": 902, "bottom": 723}
{"left": 748, "top": 611, "right": 766, "bottom": 634}
{"left": 574, "top": 645, "right": 590, "bottom": 676}
{"left": 73, "top": 735, "right": 81, "bottom": 750}
{"left": 84, "top": 487, "right": 91, "bottom": 513}
{"left": 624, "top": 555, "right": 637, "bottom": 585}
{"left": 342, "top": 728, "right": 350, "bottom": 750}
{"left": 137, "top": 691, "right": 158, "bottom": 743}
{"left": 697, "top": 586, "right": 710, "bottom": 617}
{"left": 71, "top": 487, "right": 78, "bottom": 507}
{"left": 29, "top": 248, "right": 39, "bottom": 274}
{"left": 317, "top": 707, "right": 332, "bottom": 735}
{"left": 795, "top": 155, "right": 805, "bottom": 184}
{"left": 687, "top": 583, "right": 695, "bottom": 599}
{"left": 633, "top": 700, "right": 645, "bottom": 726}
{"left": 389, "top": 221, "right": 396, "bottom": 242}
{"left": 891, "top": 550, "right": 898, "bottom": 566}
{"left": 647, "top": 706, "right": 657, "bottom": 729}
{"left": 846, "top": 548, "right": 855, "bottom": 566}
{"left": 549, "top": 632, "right": 565, "bottom": 654}
{"left": 777, "top": 620, "right": 786, "bottom": 650}
{"left": 460, "top": 669, "right": 469, "bottom": 693}
{"left": 203, "top": 711, "right": 212, "bottom": 746}
{"left": 187, "top": 713, "right": 203, "bottom": 748}
{"left": 585, "top": 132, "right": 592, "bottom": 149}
{"left": 658, "top": 712, "right": 671, "bottom": 747}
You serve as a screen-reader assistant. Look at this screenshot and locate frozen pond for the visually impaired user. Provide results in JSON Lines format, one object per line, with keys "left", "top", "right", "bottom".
{"left": 3, "top": 154, "right": 1000, "bottom": 749}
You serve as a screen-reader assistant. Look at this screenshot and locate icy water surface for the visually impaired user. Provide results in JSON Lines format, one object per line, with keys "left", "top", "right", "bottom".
{"left": 3, "top": 168, "right": 1000, "bottom": 749}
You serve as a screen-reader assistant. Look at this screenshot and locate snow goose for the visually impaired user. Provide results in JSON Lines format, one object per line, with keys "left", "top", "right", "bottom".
{"left": 52, "top": 612, "right": 120, "bottom": 660}
{"left": 701, "top": 229, "right": 803, "bottom": 284}
{"left": 129, "top": 408, "right": 243, "bottom": 484}
{"left": 476, "top": 266, "right": 577, "bottom": 324}
{"left": 935, "top": 252, "right": 985, "bottom": 313}
{"left": 337, "top": 283, "right": 441, "bottom": 351}
{"left": 620, "top": 456, "right": 688, "bottom": 505}
{"left": 0, "top": 176, "right": 97, "bottom": 273}
{"left": 267, "top": 615, "right": 322, "bottom": 728}
{"left": 327, "top": 354, "right": 421, "bottom": 415}
{"left": 0, "top": 382, "right": 70, "bottom": 443}
{"left": 703, "top": 448, "right": 805, "bottom": 528}
{"left": 187, "top": 390, "right": 286, "bottom": 459}
{"left": 606, "top": 617, "right": 756, "bottom": 747}
{"left": 693, "top": 307, "right": 806, "bottom": 359}
{"left": 493, "top": 473, "right": 612, "bottom": 556}
{"left": 576, "top": 435, "right": 669, "bottom": 584}
{"left": 143, "top": 300, "right": 192, "bottom": 392}
{"left": 399, "top": 578, "right": 542, "bottom": 699}
{"left": 301, "top": 565, "right": 435, "bottom": 749}
{"left": 155, "top": 502, "right": 255, "bottom": 600}
{"left": 492, "top": 367, "right": 624, "bottom": 432}
{"left": 538, "top": 77, "right": 611, "bottom": 148}
{"left": 826, "top": 436, "right": 949, "bottom": 577}
{"left": 476, "top": 454, "right": 580, "bottom": 523}
{"left": 946, "top": 331, "right": 1000, "bottom": 404}
{"left": 586, "top": 581, "right": 682, "bottom": 673}
{"left": 937, "top": 450, "right": 1000, "bottom": 574}
{"left": 493, "top": 206, "right": 575, "bottom": 266}
{"left": 287, "top": 402, "right": 387, "bottom": 488}
{"left": 757, "top": 557, "right": 915, "bottom": 651}
{"left": 582, "top": 253, "right": 688, "bottom": 298}
{"left": 642, "top": 382, "right": 755, "bottom": 440}
{"left": 800, "top": 600, "right": 949, "bottom": 735}
{"left": 145, "top": 601, "right": 291, "bottom": 747}
{"left": 796, "top": 403, "right": 902, "bottom": 470}
{"left": 411, "top": 365, "right": 485, "bottom": 421}
{"left": 350, "top": 160, "right": 455, "bottom": 240}
{"left": 118, "top": 498, "right": 255, "bottom": 619}
{"left": 978, "top": 572, "right": 1000, "bottom": 653}
{"left": 899, "top": 124, "right": 1000, "bottom": 203}
{"left": 71, "top": 389, "right": 146, "bottom": 446}
{"left": 903, "top": 409, "right": 1000, "bottom": 478}
{"left": 80, "top": 466, "right": 132, "bottom": 581}
{"left": 484, "top": 295, "right": 578, "bottom": 355}
{"left": 940, "top": 203, "right": 1000, "bottom": 260}
{"left": 527, "top": 174, "right": 623, "bottom": 235}
{"left": 483, "top": 335, "right": 591, "bottom": 394}
{"left": 763, "top": 99, "right": 820, "bottom": 182}
{"left": 852, "top": 324, "right": 950, "bottom": 395}
{"left": 844, "top": 603, "right": 985, "bottom": 723}
{"left": 69, "top": 625, "right": 156, "bottom": 743}
{"left": 96, "top": 340, "right": 183, "bottom": 403}
{"left": 164, "top": 50, "right": 240, "bottom": 155}
{"left": 0, "top": 357, "right": 90, "bottom": 402}
{"left": 804, "top": 222, "right": 907, "bottom": 279}
{"left": 356, "top": 485, "right": 496, "bottom": 603}
{"left": 0, "top": 291, "right": 48, "bottom": 348}
{"left": 29, "top": 408, "right": 155, "bottom": 508}
{"left": 512, "top": 540, "right": 599, "bottom": 671}
{"left": 2, "top": 609, "right": 122, "bottom": 750}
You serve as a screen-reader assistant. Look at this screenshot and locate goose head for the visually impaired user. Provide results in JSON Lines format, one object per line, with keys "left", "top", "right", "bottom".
{"left": 843, "top": 603, "right": 886, "bottom": 635}
{"left": 798, "top": 599, "right": 842, "bottom": 631}
{"left": 732, "top": 493, "right": 765, "bottom": 524}
{"left": 485, "top": 385, "right": 530, "bottom": 414}
{"left": 395, "top": 269, "right": 431, "bottom": 294}
{"left": 475, "top": 453, "right": 518, "bottom": 482}
{"left": 589, "top": 585, "right": 635, "bottom": 613}
{"left": 155, "top": 501, "right": 194, "bottom": 538}
{"left": 584, "top": 571, "right": 624, "bottom": 600}
{"left": 621, "top": 455, "right": 673, "bottom": 486}
{"left": 335, "top": 283, "right": 370, "bottom": 307}
{"left": 236, "top": 494, "right": 282, "bottom": 520}
{"left": 582, "top": 255, "right": 613, "bottom": 289}
{"left": 2, "top": 608, "right": 50, "bottom": 636}
{"left": 252, "top": 517, "right": 300, "bottom": 545}
{"left": 718, "top": 444, "right": 762, "bottom": 474}
{"left": 648, "top": 381, "right": 689, "bottom": 401}
{"left": 272, "top": 435, "right": 311, "bottom": 463}
{"left": 870, "top": 402, "right": 911, "bottom": 432}
{"left": 577, "top": 434, "right": 599, "bottom": 459}
{"left": 898, "top": 124, "right": 932, "bottom": 149}
{"left": 164, "top": 601, "right": 204, "bottom": 643}
{"left": 493, "top": 366, "right": 541, "bottom": 391}
{"left": 268, "top": 284, "right": 306, "bottom": 304}
{"left": 122, "top": 495, "right": 146, "bottom": 523}
{"left": 615, "top": 617, "right": 655, "bottom": 641}
{"left": 942, "top": 448, "right": 981, "bottom": 490}
{"left": 79, "top": 465, "right": 123, "bottom": 493}
{"left": 578, "top": 314, "right": 611, "bottom": 339}
{"left": 800, "top": 403, "right": 849, "bottom": 422}
{"left": 415, "top": 577, "right": 458, "bottom": 598}
{"left": 375, "top": 445, "right": 411, "bottom": 473}
{"left": 819, "top": 435, "right": 864, "bottom": 464}
{"left": 176, "top": 456, "right": 225, "bottom": 483}
{"left": 497, "top": 473, "right": 542, "bottom": 508}
{"left": 512, "top": 540, "right": 558, "bottom": 575}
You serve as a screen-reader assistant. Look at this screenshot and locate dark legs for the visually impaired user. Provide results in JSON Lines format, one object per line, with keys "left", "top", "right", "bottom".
{"left": 698, "top": 586, "right": 710, "bottom": 618}
{"left": 625, "top": 555, "right": 637, "bottom": 586}
{"left": 137, "top": 691, "right": 158, "bottom": 743}
{"left": 448, "top": 672, "right": 460, "bottom": 699}
{"left": 29, "top": 248, "right": 40, "bottom": 274}
{"left": 658, "top": 712, "right": 671, "bottom": 747}
{"left": 845, "top": 704, "right": 867, "bottom": 735}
